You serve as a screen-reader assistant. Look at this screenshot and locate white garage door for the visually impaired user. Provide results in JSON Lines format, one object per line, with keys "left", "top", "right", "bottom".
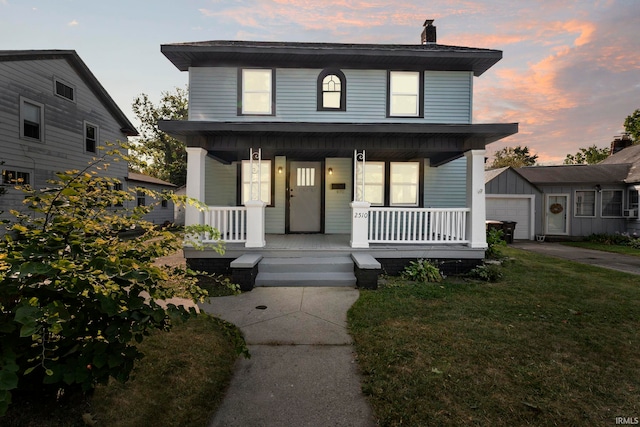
{"left": 486, "top": 196, "right": 533, "bottom": 240}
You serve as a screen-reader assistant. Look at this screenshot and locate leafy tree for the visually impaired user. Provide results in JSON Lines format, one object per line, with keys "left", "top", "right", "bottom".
{"left": 0, "top": 144, "right": 230, "bottom": 415}
{"left": 489, "top": 145, "right": 538, "bottom": 169}
{"left": 132, "top": 86, "right": 188, "bottom": 186}
{"left": 624, "top": 109, "right": 640, "bottom": 143}
{"left": 563, "top": 145, "right": 610, "bottom": 164}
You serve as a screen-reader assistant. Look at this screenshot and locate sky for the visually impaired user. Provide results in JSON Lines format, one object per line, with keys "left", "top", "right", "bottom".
{"left": 1, "top": 0, "right": 638, "bottom": 165}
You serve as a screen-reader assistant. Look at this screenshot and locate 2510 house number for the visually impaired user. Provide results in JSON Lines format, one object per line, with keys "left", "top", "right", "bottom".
{"left": 354, "top": 212, "right": 369, "bottom": 219}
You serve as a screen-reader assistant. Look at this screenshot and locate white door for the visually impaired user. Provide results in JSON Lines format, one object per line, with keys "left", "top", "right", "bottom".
{"left": 289, "top": 162, "right": 322, "bottom": 233}
{"left": 546, "top": 194, "right": 569, "bottom": 235}
{"left": 486, "top": 196, "right": 533, "bottom": 240}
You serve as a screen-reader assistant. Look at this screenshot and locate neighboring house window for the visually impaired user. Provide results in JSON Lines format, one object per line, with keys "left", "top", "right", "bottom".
{"left": 54, "top": 78, "right": 75, "bottom": 102}
{"left": 317, "top": 69, "right": 346, "bottom": 111}
{"left": 84, "top": 122, "right": 98, "bottom": 153}
{"left": 628, "top": 189, "right": 638, "bottom": 210}
{"left": 20, "top": 97, "right": 44, "bottom": 141}
{"left": 113, "top": 182, "right": 123, "bottom": 207}
{"left": 575, "top": 190, "right": 596, "bottom": 217}
{"left": 356, "top": 162, "right": 385, "bottom": 205}
{"left": 161, "top": 199, "right": 168, "bottom": 208}
{"left": 390, "top": 162, "right": 420, "bottom": 206}
{"left": 239, "top": 69, "right": 274, "bottom": 115}
{"left": 388, "top": 71, "right": 423, "bottom": 117}
{"left": 601, "top": 190, "right": 623, "bottom": 217}
{"left": 2, "top": 169, "right": 30, "bottom": 185}
{"left": 241, "top": 160, "right": 272, "bottom": 204}
{"left": 137, "top": 189, "right": 146, "bottom": 206}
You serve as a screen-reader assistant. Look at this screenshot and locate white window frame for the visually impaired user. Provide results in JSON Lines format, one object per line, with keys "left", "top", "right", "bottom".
{"left": 390, "top": 162, "right": 420, "bottom": 206}
{"left": 241, "top": 160, "right": 272, "bottom": 205}
{"left": 356, "top": 162, "right": 385, "bottom": 206}
{"left": 389, "top": 71, "right": 420, "bottom": 117}
{"left": 601, "top": 189, "right": 624, "bottom": 218}
{"left": 574, "top": 190, "right": 596, "bottom": 218}
{"left": 84, "top": 121, "right": 99, "bottom": 153}
{"left": 20, "top": 97, "right": 44, "bottom": 142}
{"left": 54, "top": 77, "right": 76, "bottom": 102}
{"left": 241, "top": 69, "right": 273, "bottom": 115}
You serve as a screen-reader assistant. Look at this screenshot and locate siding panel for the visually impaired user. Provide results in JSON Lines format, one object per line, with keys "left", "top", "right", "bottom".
{"left": 424, "top": 158, "right": 467, "bottom": 207}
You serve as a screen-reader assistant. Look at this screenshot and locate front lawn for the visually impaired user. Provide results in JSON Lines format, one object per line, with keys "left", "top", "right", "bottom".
{"left": 562, "top": 241, "right": 640, "bottom": 257}
{"left": 348, "top": 247, "right": 640, "bottom": 426}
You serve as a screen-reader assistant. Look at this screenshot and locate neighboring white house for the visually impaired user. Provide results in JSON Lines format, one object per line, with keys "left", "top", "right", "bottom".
{"left": 0, "top": 50, "right": 138, "bottom": 223}
{"left": 126, "top": 171, "right": 176, "bottom": 226}
{"left": 158, "top": 20, "right": 518, "bottom": 278}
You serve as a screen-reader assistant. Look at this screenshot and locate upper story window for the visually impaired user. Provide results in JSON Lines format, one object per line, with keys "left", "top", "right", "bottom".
{"left": 84, "top": 122, "right": 98, "bottom": 153}
{"left": 388, "top": 71, "right": 423, "bottom": 117}
{"left": 317, "top": 69, "right": 346, "bottom": 111}
{"left": 54, "top": 77, "right": 75, "bottom": 102}
{"left": 239, "top": 69, "right": 274, "bottom": 115}
{"left": 20, "top": 97, "right": 44, "bottom": 141}
{"left": 575, "top": 190, "right": 596, "bottom": 217}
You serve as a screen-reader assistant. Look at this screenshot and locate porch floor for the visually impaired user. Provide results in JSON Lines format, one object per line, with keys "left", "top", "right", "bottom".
{"left": 186, "top": 234, "right": 485, "bottom": 260}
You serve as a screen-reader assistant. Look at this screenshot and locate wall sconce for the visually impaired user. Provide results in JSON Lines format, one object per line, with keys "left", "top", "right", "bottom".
{"left": 278, "top": 166, "right": 283, "bottom": 174}
{"left": 595, "top": 184, "right": 601, "bottom": 192}
{"left": 328, "top": 167, "right": 333, "bottom": 175}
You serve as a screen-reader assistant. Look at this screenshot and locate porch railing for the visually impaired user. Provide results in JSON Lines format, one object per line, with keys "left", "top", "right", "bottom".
{"left": 204, "top": 206, "right": 247, "bottom": 243}
{"left": 368, "top": 207, "right": 470, "bottom": 244}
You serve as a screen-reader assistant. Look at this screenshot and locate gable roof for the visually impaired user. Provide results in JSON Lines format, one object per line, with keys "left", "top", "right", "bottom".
{"left": 161, "top": 40, "right": 502, "bottom": 76}
{"left": 517, "top": 164, "right": 631, "bottom": 185}
{"left": 127, "top": 171, "right": 176, "bottom": 187}
{"left": 599, "top": 144, "right": 640, "bottom": 184}
{"left": 485, "top": 166, "right": 509, "bottom": 184}
{"left": 0, "top": 50, "right": 138, "bottom": 137}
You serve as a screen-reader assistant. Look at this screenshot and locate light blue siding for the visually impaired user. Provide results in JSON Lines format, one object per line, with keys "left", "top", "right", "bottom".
{"left": 424, "top": 158, "right": 467, "bottom": 207}
{"left": 265, "top": 156, "right": 286, "bottom": 234}
{"left": 188, "top": 67, "right": 473, "bottom": 123}
{"left": 205, "top": 158, "right": 236, "bottom": 206}
{"left": 325, "top": 158, "right": 352, "bottom": 233}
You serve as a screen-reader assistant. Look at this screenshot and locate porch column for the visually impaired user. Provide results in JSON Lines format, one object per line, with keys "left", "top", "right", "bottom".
{"left": 185, "top": 147, "right": 207, "bottom": 229}
{"left": 465, "top": 149, "right": 488, "bottom": 249}
{"left": 245, "top": 200, "right": 266, "bottom": 248}
{"left": 350, "top": 201, "right": 370, "bottom": 248}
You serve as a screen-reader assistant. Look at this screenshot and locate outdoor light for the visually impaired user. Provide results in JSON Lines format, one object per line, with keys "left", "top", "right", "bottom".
{"left": 328, "top": 167, "right": 333, "bottom": 175}
{"left": 278, "top": 166, "right": 283, "bottom": 174}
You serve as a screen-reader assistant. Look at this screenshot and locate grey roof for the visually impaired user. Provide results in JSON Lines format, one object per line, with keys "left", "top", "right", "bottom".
{"left": 161, "top": 40, "right": 502, "bottom": 76}
{"left": 517, "top": 164, "right": 631, "bottom": 185}
{"left": 599, "top": 144, "right": 640, "bottom": 184}
{"left": 127, "top": 171, "right": 176, "bottom": 187}
{"left": 484, "top": 167, "right": 509, "bottom": 184}
{"left": 0, "top": 50, "right": 138, "bottom": 136}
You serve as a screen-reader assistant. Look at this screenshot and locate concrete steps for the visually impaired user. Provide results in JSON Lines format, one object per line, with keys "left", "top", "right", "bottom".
{"left": 255, "top": 256, "right": 356, "bottom": 287}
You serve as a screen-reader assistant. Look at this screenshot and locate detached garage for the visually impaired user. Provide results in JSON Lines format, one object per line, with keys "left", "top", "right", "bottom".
{"left": 485, "top": 167, "right": 542, "bottom": 241}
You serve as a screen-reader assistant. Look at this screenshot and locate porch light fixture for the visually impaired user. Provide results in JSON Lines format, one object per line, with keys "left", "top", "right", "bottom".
{"left": 278, "top": 166, "right": 283, "bottom": 174}
{"left": 595, "top": 184, "right": 602, "bottom": 192}
{"left": 328, "top": 167, "right": 333, "bottom": 175}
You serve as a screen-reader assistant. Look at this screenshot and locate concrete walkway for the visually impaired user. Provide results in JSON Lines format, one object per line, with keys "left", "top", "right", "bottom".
{"left": 512, "top": 242, "right": 640, "bottom": 275}
{"left": 199, "top": 287, "right": 376, "bottom": 427}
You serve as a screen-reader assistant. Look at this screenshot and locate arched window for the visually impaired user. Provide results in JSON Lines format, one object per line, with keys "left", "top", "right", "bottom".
{"left": 317, "top": 69, "right": 346, "bottom": 111}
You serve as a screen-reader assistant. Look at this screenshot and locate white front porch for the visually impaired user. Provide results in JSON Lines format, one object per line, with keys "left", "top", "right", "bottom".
{"left": 184, "top": 147, "right": 489, "bottom": 253}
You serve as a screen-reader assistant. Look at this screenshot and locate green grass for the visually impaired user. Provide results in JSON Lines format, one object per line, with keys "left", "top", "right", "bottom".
{"left": 562, "top": 241, "right": 640, "bottom": 257}
{"left": 348, "top": 247, "right": 640, "bottom": 426}
{"left": 4, "top": 315, "right": 241, "bottom": 427}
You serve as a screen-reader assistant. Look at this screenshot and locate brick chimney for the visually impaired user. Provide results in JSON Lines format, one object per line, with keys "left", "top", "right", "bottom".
{"left": 610, "top": 134, "right": 633, "bottom": 155}
{"left": 421, "top": 19, "right": 436, "bottom": 44}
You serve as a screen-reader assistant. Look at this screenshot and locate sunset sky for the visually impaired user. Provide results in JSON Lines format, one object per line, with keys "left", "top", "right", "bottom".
{"left": 1, "top": 0, "right": 638, "bottom": 164}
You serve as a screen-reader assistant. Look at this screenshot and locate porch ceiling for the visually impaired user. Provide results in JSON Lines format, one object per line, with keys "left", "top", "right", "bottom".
{"left": 160, "top": 121, "right": 518, "bottom": 165}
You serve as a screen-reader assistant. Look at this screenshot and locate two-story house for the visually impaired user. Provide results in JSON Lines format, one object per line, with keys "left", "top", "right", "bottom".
{"left": 159, "top": 21, "right": 518, "bottom": 286}
{"left": 0, "top": 50, "right": 174, "bottom": 226}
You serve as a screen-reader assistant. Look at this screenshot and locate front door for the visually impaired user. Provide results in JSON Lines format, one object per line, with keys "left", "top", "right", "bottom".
{"left": 289, "top": 161, "right": 322, "bottom": 233}
{"left": 546, "top": 194, "right": 569, "bottom": 235}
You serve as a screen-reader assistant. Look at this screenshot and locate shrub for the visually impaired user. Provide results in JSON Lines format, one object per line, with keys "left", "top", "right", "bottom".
{"left": 485, "top": 228, "right": 506, "bottom": 259}
{"left": 0, "top": 146, "right": 227, "bottom": 415}
{"left": 467, "top": 263, "right": 503, "bottom": 282}
{"left": 401, "top": 259, "right": 443, "bottom": 283}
